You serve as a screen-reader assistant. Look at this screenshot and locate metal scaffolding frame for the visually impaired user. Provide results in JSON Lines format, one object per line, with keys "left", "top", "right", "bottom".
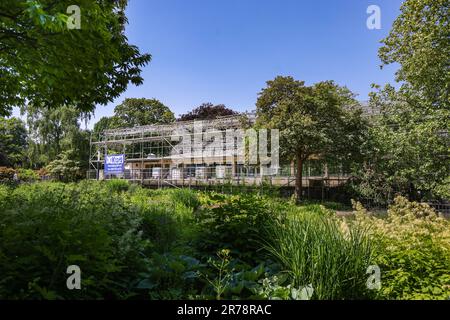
{"left": 88, "top": 112, "right": 349, "bottom": 188}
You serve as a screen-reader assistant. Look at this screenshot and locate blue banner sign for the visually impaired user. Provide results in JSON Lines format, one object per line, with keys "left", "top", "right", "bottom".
{"left": 104, "top": 154, "right": 125, "bottom": 175}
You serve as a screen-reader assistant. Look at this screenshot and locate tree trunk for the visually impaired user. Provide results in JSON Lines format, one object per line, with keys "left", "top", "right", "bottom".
{"left": 295, "top": 154, "right": 303, "bottom": 202}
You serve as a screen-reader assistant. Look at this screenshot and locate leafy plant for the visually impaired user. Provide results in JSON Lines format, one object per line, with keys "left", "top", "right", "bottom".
{"left": 169, "top": 188, "right": 201, "bottom": 210}
{"left": 204, "top": 249, "right": 234, "bottom": 300}
{"left": 353, "top": 196, "right": 450, "bottom": 300}
{"left": 137, "top": 253, "right": 205, "bottom": 300}
{"left": 0, "top": 181, "right": 150, "bottom": 299}
{"left": 45, "top": 150, "right": 81, "bottom": 182}
{"left": 194, "top": 193, "right": 279, "bottom": 263}
{"left": 16, "top": 168, "right": 39, "bottom": 182}
{"left": 0, "top": 167, "right": 16, "bottom": 184}
{"left": 253, "top": 274, "right": 314, "bottom": 300}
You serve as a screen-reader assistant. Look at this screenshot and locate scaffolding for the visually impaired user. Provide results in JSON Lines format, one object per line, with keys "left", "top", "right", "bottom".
{"left": 88, "top": 113, "right": 349, "bottom": 188}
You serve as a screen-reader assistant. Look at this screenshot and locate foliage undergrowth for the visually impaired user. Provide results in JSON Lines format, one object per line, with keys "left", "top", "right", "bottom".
{"left": 353, "top": 196, "right": 450, "bottom": 300}
{"left": 265, "top": 205, "right": 374, "bottom": 299}
{"left": 0, "top": 181, "right": 448, "bottom": 300}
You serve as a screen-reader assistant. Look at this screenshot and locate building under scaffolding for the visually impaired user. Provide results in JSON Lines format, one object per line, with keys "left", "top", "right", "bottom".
{"left": 88, "top": 113, "right": 349, "bottom": 188}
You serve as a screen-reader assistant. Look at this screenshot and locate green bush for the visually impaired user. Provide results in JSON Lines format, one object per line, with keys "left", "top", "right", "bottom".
{"left": 1, "top": 180, "right": 448, "bottom": 300}
{"left": 353, "top": 196, "right": 450, "bottom": 300}
{"left": 194, "top": 192, "right": 279, "bottom": 263}
{"left": 0, "top": 167, "right": 16, "bottom": 184}
{"left": 16, "top": 168, "right": 39, "bottom": 182}
{"left": 300, "top": 200, "right": 351, "bottom": 211}
{"left": 136, "top": 253, "right": 205, "bottom": 299}
{"left": 0, "top": 182, "right": 150, "bottom": 299}
{"left": 139, "top": 202, "right": 185, "bottom": 253}
{"left": 126, "top": 188, "right": 197, "bottom": 253}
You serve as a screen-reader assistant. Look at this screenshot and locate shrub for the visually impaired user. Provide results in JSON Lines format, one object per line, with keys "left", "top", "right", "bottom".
{"left": 127, "top": 187, "right": 197, "bottom": 253}
{"left": 45, "top": 150, "right": 81, "bottom": 182}
{"left": 0, "top": 167, "right": 16, "bottom": 184}
{"left": 2, "top": 180, "right": 447, "bottom": 301}
{"left": 353, "top": 196, "right": 450, "bottom": 300}
{"left": 0, "top": 184, "right": 10, "bottom": 203}
{"left": 137, "top": 253, "right": 205, "bottom": 299}
{"left": 194, "top": 193, "right": 279, "bottom": 263}
{"left": 37, "top": 168, "right": 49, "bottom": 178}
{"left": 16, "top": 168, "right": 39, "bottom": 182}
{"left": 0, "top": 182, "right": 150, "bottom": 299}
{"left": 265, "top": 207, "right": 374, "bottom": 299}
{"left": 139, "top": 201, "right": 184, "bottom": 253}
{"left": 300, "top": 200, "right": 351, "bottom": 211}
{"left": 433, "top": 176, "right": 450, "bottom": 200}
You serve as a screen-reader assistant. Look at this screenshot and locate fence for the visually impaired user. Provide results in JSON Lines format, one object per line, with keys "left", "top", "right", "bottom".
{"left": 426, "top": 202, "right": 450, "bottom": 216}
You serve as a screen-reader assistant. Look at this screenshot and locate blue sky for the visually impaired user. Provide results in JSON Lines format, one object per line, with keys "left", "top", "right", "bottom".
{"left": 14, "top": 0, "right": 405, "bottom": 128}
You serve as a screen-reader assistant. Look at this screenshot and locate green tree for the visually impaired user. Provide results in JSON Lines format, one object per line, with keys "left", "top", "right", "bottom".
{"left": 24, "top": 105, "right": 81, "bottom": 160}
{"left": 178, "top": 103, "right": 238, "bottom": 121}
{"left": 0, "top": 0, "right": 151, "bottom": 116}
{"left": 113, "top": 98, "right": 175, "bottom": 127}
{"left": 256, "top": 76, "right": 367, "bottom": 201}
{"left": 46, "top": 149, "right": 81, "bottom": 182}
{"left": 93, "top": 116, "right": 121, "bottom": 134}
{"left": 358, "top": 0, "right": 450, "bottom": 202}
{"left": 0, "top": 117, "right": 28, "bottom": 166}
{"left": 354, "top": 85, "right": 450, "bottom": 203}
{"left": 62, "top": 126, "right": 91, "bottom": 170}
{"left": 23, "top": 104, "right": 91, "bottom": 168}
{"left": 379, "top": 0, "right": 449, "bottom": 108}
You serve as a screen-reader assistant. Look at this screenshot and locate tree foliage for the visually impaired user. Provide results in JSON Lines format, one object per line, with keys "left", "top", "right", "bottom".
{"left": 23, "top": 104, "right": 90, "bottom": 169}
{"left": 0, "top": 0, "right": 151, "bottom": 116}
{"left": 178, "top": 103, "right": 238, "bottom": 121}
{"left": 113, "top": 98, "right": 175, "bottom": 127}
{"left": 352, "top": 85, "right": 450, "bottom": 203}
{"left": 256, "top": 76, "right": 367, "bottom": 201}
{"left": 356, "top": 0, "right": 450, "bottom": 202}
{"left": 0, "top": 117, "right": 28, "bottom": 167}
{"left": 93, "top": 116, "right": 120, "bottom": 134}
{"left": 46, "top": 149, "right": 81, "bottom": 182}
{"left": 93, "top": 98, "right": 175, "bottom": 135}
{"left": 378, "top": 0, "right": 449, "bottom": 108}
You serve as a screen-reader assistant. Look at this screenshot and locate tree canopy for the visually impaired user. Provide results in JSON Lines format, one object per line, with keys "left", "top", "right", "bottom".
{"left": 256, "top": 76, "right": 367, "bottom": 201}
{"left": 356, "top": 86, "right": 450, "bottom": 203}
{"left": 23, "top": 104, "right": 90, "bottom": 169}
{"left": 0, "top": 0, "right": 151, "bottom": 116}
{"left": 93, "top": 116, "right": 120, "bottom": 134}
{"left": 0, "top": 117, "right": 28, "bottom": 166}
{"left": 356, "top": 0, "right": 450, "bottom": 202}
{"left": 378, "top": 0, "right": 449, "bottom": 108}
{"left": 113, "top": 98, "right": 175, "bottom": 127}
{"left": 178, "top": 103, "right": 238, "bottom": 121}
{"left": 93, "top": 98, "right": 175, "bottom": 134}
{"left": 46, "top": 149, "right": 81, "bottom": 182}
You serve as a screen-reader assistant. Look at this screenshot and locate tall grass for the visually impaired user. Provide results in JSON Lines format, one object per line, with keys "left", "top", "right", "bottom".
{"left": 169, "top": 188, "right": 201, "bottom": 210}
{"left": 105, "top": 178, "right": 130, "bottom": 193}
{"left": 264, "top": 210, "right": 374, "bottom": 299}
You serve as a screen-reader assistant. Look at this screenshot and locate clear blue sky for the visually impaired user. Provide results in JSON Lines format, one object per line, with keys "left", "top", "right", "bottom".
{"left": 14, "top": 0, "right": 405, "bottom": 128}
